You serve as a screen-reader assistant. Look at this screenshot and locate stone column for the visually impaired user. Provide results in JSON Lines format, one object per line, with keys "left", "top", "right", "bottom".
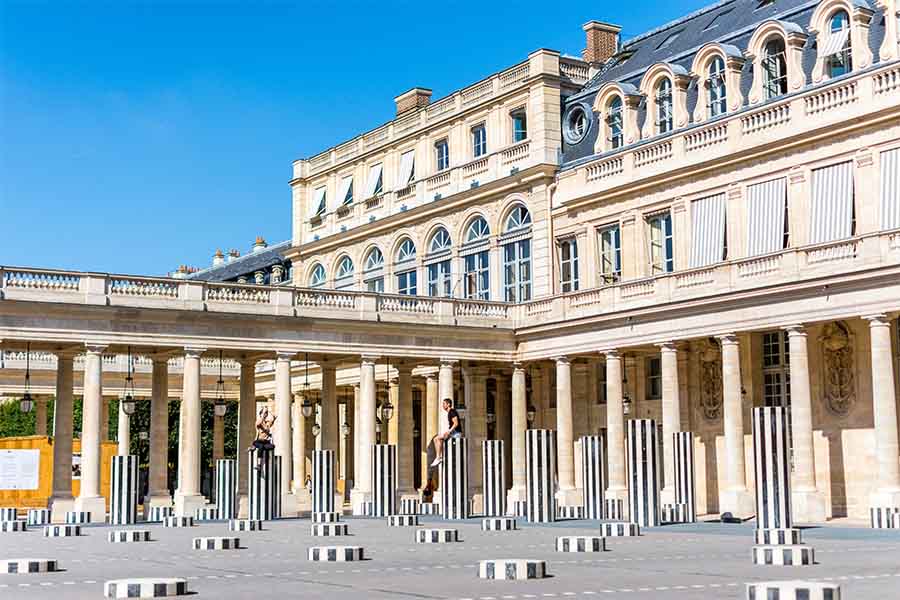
{"left": 236, "top": 358, "right": 256, "bottom": 517}
{"left": 50, "top": 352, "right": 76, "bottom": 521}
{"left": 387, "top": 376, "right": 399, "bottom": 445}
{"left": 75, "top": 344, "right": 107, "bottom": 517}
{"left": 659, "top": 342, "right": 681, "bottom": 504}
{"left": 438, "top": 359, "right": 456, "bottom": 435}
{"left": 339, "top": 400, "right": 348, "bottom": 480}
{"left": 274, "top": 351, "right": 296, "bottom": 515}
{"left": 495, "top": 373, "right": 512, "bottom": 494}
{"left": 100, "top": 396, "right": 110, "bottom": 442}
{"left": 421, "top": 374, "right": 438, "bottom": 493}
{"left": 212, "top": 412, "right": 224, "bottom": 462}
{"left": 463, "top": 367, "right": 487, "bottom": 511}
{"left": 718, "top": 334, "right": 754, "bottom": 517}
{"left": 320, "top": 363, "right": 339, "bottom": 453}
{"left": 351, "top": 355, "right": 377, "bottom": 513}
{"left": 145, "top": 357, "right": 171, "bottom": 510}
{"left": 866, "top": 315, "right": 900, "bottom": 508}
{"left": 784, "top": 325, "right": 827, "bottom": 522}
{"left": 555, "top": 356, "right": 579, "bottom": 506}
{"left": 508, "top": 363, "right": 528, "bottom": 505}
{"left": 35, "top": 397, "right": 48, "bottom": 437}
{"left": 397, "top": 365, "right": 416, "bottom": 498}
{"left": 352, "top": 385, "right": 360, "bottom": 487}
{"left": 604, "top": 351, "right": 628, "bottom": 506}
{"left": 174, "top": 347, "right": 206, "bottom": 517}
{"left": 291, "top": 395, "right": 307, "bottom": 496}
{"left": 117, "top": 399, "right": 130, "bottom": 456}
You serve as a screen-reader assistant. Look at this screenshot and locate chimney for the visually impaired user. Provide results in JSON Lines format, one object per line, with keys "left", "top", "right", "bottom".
{"left": 212, "top": 248, "right": 225, "bottom": 267}
{"left": 252, "top": 236, "right": 268, "bottom": 253}
{"left": 228, "top": 249, "right": 240, "bottom": 262}
{"left": 394, "top": 87, "right": 432, "bottom": 117}
{"left": 582, "top": 21, "right": 621, "bottom": 64}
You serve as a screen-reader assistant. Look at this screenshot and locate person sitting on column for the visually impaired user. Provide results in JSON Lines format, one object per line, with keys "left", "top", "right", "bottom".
{"left": 430, "top": 398, "right": 462, "bottom": 467}
{"left": 251, "top": 406, "right": 277, "bottom": 471}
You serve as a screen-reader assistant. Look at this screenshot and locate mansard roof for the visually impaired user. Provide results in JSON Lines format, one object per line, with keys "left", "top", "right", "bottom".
{"left": 189, "top": 240, "right": 291, "bottom": 282}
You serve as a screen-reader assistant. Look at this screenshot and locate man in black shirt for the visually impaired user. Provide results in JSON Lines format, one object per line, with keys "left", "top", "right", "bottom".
{"left": 431, "top": 398, "right": 462, "bottom": 467}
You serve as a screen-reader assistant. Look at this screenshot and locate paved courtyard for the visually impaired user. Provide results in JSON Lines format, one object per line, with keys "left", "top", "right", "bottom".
{"left": 1, "top": 517, "right": 899, "bottom": 599}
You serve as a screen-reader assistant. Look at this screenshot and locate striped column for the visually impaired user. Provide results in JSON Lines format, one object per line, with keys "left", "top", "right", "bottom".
{"left": 248, "top": 449, "right": 281, "bottom": 521}
{"left": 525, "top": 429, "right": 556, "bottom": 523}
{"left": 215, "top": 459, "right": 237, "bottom": 520}
{"left": 109, "top": 455, "right": 138, "bottom": 525}
{"left": 753, "top": 406, "right": 792, "bottom": 529}
{"left": 371, "top": 444, "right": 397, "bottom": 517}
{"left": 482, "top": 440, "right": 505, "bottom": 517}
{"left": 627, "top": 419, "right": 660, "bottom": 527}
{"left": 673, "top": 431, "right": 696, "bottom": 523}
{"left": 580, "top": 435, "right": 604, "bottom": 520}
{"left": 312, "top": 450, "right": 336, "bottom": 513}
{"left": 441, "top": 437, "right": 469, "bottom": 520}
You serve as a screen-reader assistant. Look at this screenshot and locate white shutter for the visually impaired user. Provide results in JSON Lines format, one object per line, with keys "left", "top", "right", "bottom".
{"left": 311, "top": 186, "right": 326, "bottom": 217}
{"left": 818, "top": 28, "right": 850, "bottom": 57}
{"left": 881, "top": 148, "right": 900, "bottom": 230}
{"left": 396, "top": 150, "right": 415, "bottom": 188}
{"left": 364, "top": 163, "right": 383, "bottom": 198}
{"left": 689, "top": 193, "right": 727, "bottom": 267}
{"left": 746, "top": 178, "right": 787, "bottom": 256}
{"left": 337, "top": 175, "right": 353, "bottom": 206}
{"left": 810, "top": 161, "right": 854, "bottom": 243}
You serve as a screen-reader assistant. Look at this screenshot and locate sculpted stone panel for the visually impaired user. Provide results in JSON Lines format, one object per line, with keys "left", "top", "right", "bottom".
{"left": 820, "top": 321, "right": 856, "bottom": 417}
{"left": 699, "top": 339, "right": 722, "bottom": 421}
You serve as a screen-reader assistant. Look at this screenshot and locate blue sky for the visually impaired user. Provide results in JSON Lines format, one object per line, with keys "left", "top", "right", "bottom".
{"left": 1, "top": 0, "right": 708, "bottom": 276}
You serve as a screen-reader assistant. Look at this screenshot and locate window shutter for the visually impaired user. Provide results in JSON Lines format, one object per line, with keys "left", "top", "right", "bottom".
{"left": 364, "top": 164, "right": 383, "bottom": 198}
{"left": 689, "top": 193, "right": 727, "bottom": 267}
{"left": 881, "top": 148, "right": 900, "bottom": 230}
{"left": 810, "top": 161, "right": 854, "bottom": 243}
{"left": 311, "top": 187, "right": 327, "bottom": 217}
{"left": 396, "top": 150, "right": 415, "bottom": 188}
{"left": 746, "top": 178, "right": 787, "bottom": 256}
{"left": 337, "top": 175, "right": 353, "bottom": 206}
{"left": 818, "top": 28, "right": 850, "bottom": 58}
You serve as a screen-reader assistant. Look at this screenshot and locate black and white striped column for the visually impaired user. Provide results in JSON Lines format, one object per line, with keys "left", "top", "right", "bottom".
{"left": 248, "top": 448, "right": 282, "bottom": 521}
{"left": 371, "top": 444, "right": 397, "bottom": 517}
{"left": 580, "top": 435, "right": 604, "bottom": 520}
{"left": 753, "top": 406, "right": 792, "bottom": 530}
{"left": 626, "top": 419, "right": 659, "bottom": 528}
{"left": 482, "top": 440, "right": 505, "bottom": 518}
{"left": 670, "top": 431, "right": 696, "bottom": 523}
{"left": 441, "top": 437, "right": 469, "bottom": 520}
{"left": 312, "top": 449, "right": 336, "bottom": 514}
{"left": 525, "top": 429, "right": 556, "bottom": 523}
{"left": 27, "top": 509, "right": 50, "bottom": 526}
{"left": 215, "top": 459, "right": 237, "bottom": 520}
{"left": 109, "top": 455, "right": 138, "bottom": 526}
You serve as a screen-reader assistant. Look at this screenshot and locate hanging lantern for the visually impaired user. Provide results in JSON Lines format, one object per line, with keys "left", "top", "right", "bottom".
{"left": 214, "top": 350, "right": 227, "bottom": 417}
{"left": 121, "top": 346, "right": 136, "bottom": 415}
{"left": 341, "top": 421, "right": 351, "bottom": 437}
{"left": 20, "top": 343, "right": 33, "bottom": 414}
{"left": 526, "top": 404, "right": 536, "bottom": 423}
{"left": 301, "top": 352, "right": 313, "bottom": 417}
{"left": 312, "top": 422, "right": 321, "bottom": 437}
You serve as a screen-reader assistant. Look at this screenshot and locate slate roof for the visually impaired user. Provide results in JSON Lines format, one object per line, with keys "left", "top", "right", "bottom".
{"left": 188, "top": 240, "right": 292, "bottom": 282}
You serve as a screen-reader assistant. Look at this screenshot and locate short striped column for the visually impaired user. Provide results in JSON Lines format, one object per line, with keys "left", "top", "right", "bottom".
{"left": 192, "top": 536, "right": 240, "bottom": 550}
{"left": 388, "top": 514, "right": 419, "bottom": 526}
{"left": 195, "top": 507, "right": 218, "bottom": 521}
{"left": 416, "top": 528, "right": 458, "bottom": 543}
{"left": 0, "top": 507, "right": 18, "bottom": 521}
{"left": 312, "top": 450, "right": 336, "bottom": 514}
{"left": 418, "top": 502, "right": 438, "bottom": 515}
{"left": 673, "top": 431, "right": 696, "bottom": 523}
{"left": 163, "top": 516, "right": 194, "bottom": 528}
{"left": 746, "top": 581, "right": 839, "bottom": 599}
{"left": 482, "top": 440, "right": 506, "bottom": 517}
{"left": 248, "top": 449, "right": 281, "bottom": 521}
{"left": 441, "top": 437, "right": 469, "bottom": 520}
{"left": 229, "top": 519, "right": 263, "bottom": 532}
{"left": 753, "top": 407, "right": 792, "bottom": 530}
{"left": 308, "top": 546, "right": 364, "bottom": 561}
{"left": 0, "top": 520, "right": 26, "bottom": 532}
{"left": 65, "top": 511, "right": 92, "bottom": 524}
{"left": 400, "top": 498, "right": 420, "bottom": 515}
{"left": 109, "top": 455, "right": 138, "bottom": 525}
{"left": 44, "top": 524, "right": 80, "bottom": 537}
{"left": 482, "top": 517, "right": 516, "bottom": 531}
{"left": 478, "top": 559, "right": 546, "bottom": 580}
{"left": 510, "top": 500, "right": 527, "bottom": 517}
{"left": 3, "top": 559, "right": 58, "bottom": 573}
{"left": 27, "top": 509, "right": 51, "bottom": 526}
{"left": 557, "top": 505, "right": 584, "bottom": 520}
{"left": 752, "top": 545, "right": 815, "bottom": 566}
{"left": 147, "top": 506, "right": 173, "bottom": 522}
{"left": 215, "top": 459, "right": 237, "bottom": 520}
{"left": 870, "top": 506, "right": 900, "bottom": 529}
{"left": 580, "top": 435, "right": 604, "bottom": 520}
{"left": 604, "top": 499, "right": 624, "bottom": 521}
{"left": 526, "top": 429, "right": 556, "bottom": 523}
{"left": 626, "top": 419, "right": 659, "bottom": 528}
{"left": 600, "top": 521, "right": 640, "bottom": 537}
{"left": 108, "top": 530, "right": 151, "bottom": 543}
{"left": 371, "top": 444, "right": 397, "bottom": 517}
{"left": 556, "top": 535, "right": 606, "bottom": 552}
{"left": 311, "top": 523, "right": 348, "bottom": 536}
{"left": 104, "top": 578, "right": 188, "bottom": 598}
{"left": 312, "top": 511, "right": 341, "bottom": 523}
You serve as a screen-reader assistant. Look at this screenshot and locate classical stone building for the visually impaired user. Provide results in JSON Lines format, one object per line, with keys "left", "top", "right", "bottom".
{"left": 1, "top": 0, "right": 899, "bottom": 524}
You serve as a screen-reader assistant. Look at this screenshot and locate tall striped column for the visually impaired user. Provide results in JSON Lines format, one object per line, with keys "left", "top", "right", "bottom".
{"left": 442, "top": 437, "right": 469, "bottom": 520}
{"left": 371, "top": 444, "right": 397, "bottom": 517}
{"left": 215, "top": 459, "right": 237, "bottom": 520}
{"left": 627, "top": 419, "right": 660, "bottom": 527}
{"left": 526, "top": 429, "right": 556, "bottom": 523}
{"left": 249, "top": 449, "right": 281, "bottom": 521}
{"left": 109, "top": 455, "right": 138, "bottom": 525}
{"left": 482, "top": 440, "right": 505, "bottom": 517}
{"left": 753, "top": 406, "right": 792, "bottom": 530}
{"left": 580, "top": 435, "right": 604, "bottom": 520}
{"left": 673, "top": 432, "right": 696, "bottom": 523}
{"left": 312, "top": 449, "right": 335, "bottom": 513}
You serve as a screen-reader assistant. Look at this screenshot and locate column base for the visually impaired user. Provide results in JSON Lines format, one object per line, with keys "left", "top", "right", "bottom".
{"left": 173, "top": 493, "right": 206, "bottom": 518}
{"left": 718, "top": 488, "right": 755, "bottom": 520}
{"left": 506, "top": 485, "right": 527, "bottom": 507}
{"left": 791, "top": 489, "right": 828, "bottom": 523}
{"left": 660, "top": 486, "right": 677, "bottom": 506}
{"left": 471, "top": 493, "right": 484, "bottom": 516}
{"left": 280, "top": 493, "right": 298, "bottom": 517}
{"left": 350, "top": 489, "right": 370, "bottom": 515}
{"left": 73, "top": 495, "right": 106, "bottom": 521}
{"left": 236, "top": 494, "right": 249, "bottom": 519}
{"left": 869, "top": 489, "right": 900, "bottom": 508}
{"left": 49, "top": 495, "right": 75, "bottom": 524}
{"left": 399, "top": 490, "right": 420, "bottom": 502}
{"left": 605, "top": 486, "right": 629, "bottom": 520}
{"left": 555, "top": 488, "right": 583, "bottom": 507}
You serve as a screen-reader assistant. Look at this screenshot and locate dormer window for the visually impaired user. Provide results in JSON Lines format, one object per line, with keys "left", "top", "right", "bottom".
{"left": 607, "top": 97, "right": 624, "bottom": 149}
{"left": 707, "top": 56, "right": 728, "bottom": 117}
{"left": 762, "top": 38, "right": 788, "bottom": 100}
{"left": 823, "top": 10, "right": 852, "bottom": 78}
{"left": 655, "top": 78, "right": 673, "bottom": 134}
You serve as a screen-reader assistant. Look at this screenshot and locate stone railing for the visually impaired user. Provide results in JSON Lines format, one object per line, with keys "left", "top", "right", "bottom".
{"left": 0, "top": 350, "right": 241, "bottom": 375}
{"left": 559, "top": 58, "right": 590, "bottom": 84}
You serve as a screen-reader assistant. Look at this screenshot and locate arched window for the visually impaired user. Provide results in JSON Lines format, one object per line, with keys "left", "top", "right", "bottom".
{"left": 825, "top": 10, "right": 852, "bottom": 78}
{"left": 335, "top": 256, "right": 354, "bottom": 289}
{"left": 364, "top": 247, "right": 384, "bottom": 271}
{"left": 428, "top": 227, "right": 452, "bottom": 254}
{"left": 762, "top": 38, "right": 788, "bottom": 100}
{"left": 426, "top": 228, "right": 452, "bottom": 297}
{"left": 504, "top": 205, "right": 532, "bottom": 232}
{"left": 465, "top": 216, "right": 491, "bottom": 243}
{"left": 707, "top": 56, "right": 727, "bottom": 117}
{"left": 396, "top": 238, "right": 416, "bottom": 263}
{"left": 363, "top": 247, "right": 384, "bottom": 293}
{"left": 395, "top": 238, "right": 417, "bottom": 295}
{"left": 655, "top": 78, "right": 673, "bottom": 134}
{"left": 606, "top": 97, "right": 624, "bottom": 149}
{"left": 308, "top": 263, "right": 326, "bottom": 288}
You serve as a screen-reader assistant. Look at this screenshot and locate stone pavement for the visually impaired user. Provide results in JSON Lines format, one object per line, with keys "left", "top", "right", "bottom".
{"left": 1, "top": 516, "right": 898, "bottom": 599}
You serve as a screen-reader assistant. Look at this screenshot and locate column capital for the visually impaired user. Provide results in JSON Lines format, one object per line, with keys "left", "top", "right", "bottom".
{"left": 275, "top": 350, "right": 295, "bottom": 362}
{"left": 238, "top": 357, "right": 258, "bottom": 368}
{"left": 511, "top": 361, "right": 526, "bottom": 371}
{"left": 716, "top": 333, "right": 739, "bottom": 346}
{"left": 782, "top": 323, "right": 808, "bottom": 337}
{"left": 54, "top": 349, "right": 79, "bottom": 360}
{"left": 553, "top": 355, "right": 570, "bottom": 365}
{"left": 439, "top": 357, "right": 459, "bottom": 367}
{"left": 656, "top": 341, "right": 678, "bottom": 352}
{"left": 864, "top": 314, "right": 892, "bottom": 327}
{"left": 360, "top": 354, "right": 380, "bottom": 366}
{"left": 602, "top": 349, "right": 621, "bottom": 360}
{"left": 84, "top": 343, "right": 107, "bottom": 355}
{"left": 394, "top": 362, "right": 414, "bottom": 374}
{"left": 183, "top": 346, "right": 206, "bottom": 359}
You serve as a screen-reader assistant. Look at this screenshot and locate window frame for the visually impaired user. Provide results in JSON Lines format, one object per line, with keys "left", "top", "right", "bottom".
{"left": 435, "top": 138, "right": 450, "bottom": 172}
{"left": 607, "top": 96, "right": 624, "bottom": 149}
{"left": 558, "top": 237, "right": 580, "bottom": 293}
{"left": 762, "top": 330, "right": 791, "bottom": 407}
{"left": 655, "top": 78, "right": 674, "bottom": 134}
{"left": 471, "top": 124, "right": 488, "bottom": 158}
{"left": 707, "top": 55, "right": 728, "bottom": 118}
{"left": 645, "top": 356, "right": 662, "bottom": 400}
{"left": 511, "top": 108, "right": 528, "bottom": 143}
{"left": 762, "top": 37, "right": 788, "bottom": 100}
{"left": 647, "top": 211, "right": 674, "bottom": 274}
{"left": 463, "top": 249, "right": 490, "bottom": 300}
{"left": 598, "top": 224, "right": 622, "bottom": 283}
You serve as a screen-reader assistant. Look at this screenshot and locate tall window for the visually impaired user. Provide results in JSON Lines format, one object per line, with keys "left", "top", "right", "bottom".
{"left": 472, "top": 124, "right": 487, "bottom": 158}
{"left": 826, "top": 11, "right": 852, "bottom": 78}
{"left": 607, "top": 96, "right": 624, "bottom": 149}
{"left": 426, "top": 228, "right": 452, "bottom": 297}
{"left": 559, "top": 238, "right": 579, "bottom": 293}
{"left": 435, "top": 139, "right": 449, "bottom": 171}
{"left": 463, "top": 216, "right": 491, "bottom": 300}
{"left": 655, "top": 78, "right": 674, "bottom": 134}
{"left": 395, "top": 238, "right": 417, "bottom": 295}
{"left": 502, "top": 205, "right": 532, "bottom": 302}
{"left": 646, "top": 357, "right": 662, "bottom": 400}
{"left": 308, "top": 263, "right": 326, "bottom": 288}
{"left": 762, "top": 38, "right": 788, "bottom": 100}
{"left": 599, "top": 225, "right": 621, "bottom": 283}
{"left": 511, "top": 110, "right": 528, "bottom": 142}
{"left": 762, "top": 331, "right": 791, "bottom": 407}
{"left": 335, "top": 256, "right": 354, "bottom": 289}
{"left": 707, "top": 56, "right": 728, "bottom": 117}
{"left": 364, "top": 247, "right": 384, "bottom": 293}
{"left": 647, "top": 212, "right": 674, "bottom": 274}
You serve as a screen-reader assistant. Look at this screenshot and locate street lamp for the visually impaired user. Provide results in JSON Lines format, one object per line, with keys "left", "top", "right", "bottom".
{"left": 121, "top": 346, "right": 136, "bottom": 415}
{"left": 341, "top": 421, "right": 351, "bottom": 437}
{"left": 301, "top": 353, "right": 313, "bottom": 417}
{"left": 312, "top": 423, "right": 321, "bottom": 437}
{"left": 526, "top": 404, "right": 536, "bottom": 424}
{"left": 138, "top": 431, "right": 149, "bottom": 441}
{"left": 380, "top": 358, "right": 394, "bottom": 423}
{"left": 20, "top": 342, "right": 33, "bottom": 414}
{"left": 214, "top": 350, "right": 227, "bottom": 417}
{"left": 486, "top": 412, "right": 496, "bottom": 425}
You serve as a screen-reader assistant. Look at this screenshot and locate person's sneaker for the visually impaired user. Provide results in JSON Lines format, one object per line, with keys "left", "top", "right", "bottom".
{"left": 430, "top": 457, "right": 442, "bottom": 467}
